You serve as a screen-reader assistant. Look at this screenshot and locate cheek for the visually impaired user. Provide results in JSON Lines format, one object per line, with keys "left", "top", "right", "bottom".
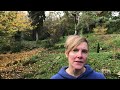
{"left": 83, "top": 54, "right": 88, "bottom": 59}
{"left": 68, "top": 52, "right": 76, "bottom": 60}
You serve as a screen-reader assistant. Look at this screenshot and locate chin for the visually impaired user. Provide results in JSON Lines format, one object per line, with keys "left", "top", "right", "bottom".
{"left": 74, "top": 65, "right": 83, "bottom": 70}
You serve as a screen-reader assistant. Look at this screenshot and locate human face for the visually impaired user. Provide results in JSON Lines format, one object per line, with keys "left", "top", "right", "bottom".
{"left": 66, "top": 42, "right": 88, "bottom": 70}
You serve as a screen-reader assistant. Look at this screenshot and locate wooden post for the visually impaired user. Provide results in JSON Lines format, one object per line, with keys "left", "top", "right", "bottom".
{"left": 97, "top": 43, "right": 100, "bottom": 53}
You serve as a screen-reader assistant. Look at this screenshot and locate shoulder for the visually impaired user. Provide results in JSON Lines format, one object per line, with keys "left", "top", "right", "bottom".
{"left": 50, "top": 73, "right": 64, "bottom": 79}
{"left": 92, "top": 71, "right": 106, "bottom": 79}
{"left": 50, "top": 66, "right": 68, "bottom": 79}
{"left": 85, "top": 64, "right": 106, "bottom": 79}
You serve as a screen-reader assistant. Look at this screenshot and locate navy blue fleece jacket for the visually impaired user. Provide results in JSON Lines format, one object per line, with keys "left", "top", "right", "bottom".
{"left": 50, "top": 64, "right": 106, "bottom": 79}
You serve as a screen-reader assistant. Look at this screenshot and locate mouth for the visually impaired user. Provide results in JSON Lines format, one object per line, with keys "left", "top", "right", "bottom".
{"left": 75, "top": 61, "right": 84, "bottom": 63}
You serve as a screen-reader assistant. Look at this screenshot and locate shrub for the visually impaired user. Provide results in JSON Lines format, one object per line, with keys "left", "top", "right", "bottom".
{"left": 93, "top": 26, "right": 107, "bottom": 35}
{"left": 11, "top": 42, "right": 22, "bottom": 53}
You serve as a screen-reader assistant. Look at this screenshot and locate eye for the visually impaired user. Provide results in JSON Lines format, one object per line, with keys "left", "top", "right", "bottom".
{"left": 73, "top": 49, "right": 79, "bottom": 52}
{"left": 82, "top": 49, "right": 88, "bottom": 53}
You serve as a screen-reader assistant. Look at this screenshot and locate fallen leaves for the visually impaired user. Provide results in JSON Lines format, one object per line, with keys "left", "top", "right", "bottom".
{"left": 0, "top": 48, "right": 45, "bottom": 79}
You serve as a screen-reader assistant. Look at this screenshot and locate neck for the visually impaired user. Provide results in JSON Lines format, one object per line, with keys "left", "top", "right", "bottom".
{"left": 66, "top": 67, "right": 86, "bottom": 77}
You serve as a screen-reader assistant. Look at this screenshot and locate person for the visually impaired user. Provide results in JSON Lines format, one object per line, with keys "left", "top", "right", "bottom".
{"left": 50, "top": 35, "right": 106, "bottom": 79}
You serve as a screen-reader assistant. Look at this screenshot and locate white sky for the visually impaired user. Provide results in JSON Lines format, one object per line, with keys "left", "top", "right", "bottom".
{"left": 45, "top": 11, "right": 64, "bottom": 16}
{"left": 112, "top": 11, "right": 119, "bottom": 16}
{"left": 24, "top": 11, "right": 119, "bottom": 17}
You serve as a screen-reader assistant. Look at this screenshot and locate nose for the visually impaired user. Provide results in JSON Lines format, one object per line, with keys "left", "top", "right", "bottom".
{"left": 76, "top": 50, "right": 82, "bottom": 59}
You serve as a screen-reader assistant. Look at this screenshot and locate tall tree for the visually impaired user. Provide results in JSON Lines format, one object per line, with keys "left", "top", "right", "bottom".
{"left": 0, "top": 11, "right": 33, "bottom": 52}
{"left": 0, "top": 11, "right": 32, "bottom": 37}
{"left": 64, "top": 11, "right": 81, "bottom": 35}
{"left": 28, "top": 11, "right": 46, "bottom": 41}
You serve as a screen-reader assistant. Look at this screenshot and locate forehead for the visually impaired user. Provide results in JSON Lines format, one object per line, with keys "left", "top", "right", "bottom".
{"left": 75, "top": 42, "right": 88, "bottom": 50}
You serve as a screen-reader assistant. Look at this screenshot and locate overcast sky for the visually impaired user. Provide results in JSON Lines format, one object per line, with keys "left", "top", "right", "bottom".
{"left": 45, "top": 11, "right": 119, "bottom": 17}
{"left": 24, "top": 11, "right": 119, "bottom": 17}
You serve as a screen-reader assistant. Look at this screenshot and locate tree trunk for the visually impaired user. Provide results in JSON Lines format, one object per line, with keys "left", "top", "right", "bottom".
{"left": 74, "top": 24, "right": 77, "bottom": 35}
{"left": 86, "top": 23, "right": 90, "bottom": 33}
{"left": 36, "top": 30, "right": 39, "bottom": 41}
{"left": 32, "top": 30, "right": 36, "bottom": 41}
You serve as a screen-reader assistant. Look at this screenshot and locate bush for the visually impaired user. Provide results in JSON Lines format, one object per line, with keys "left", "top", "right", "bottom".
{"left": 54, "top": 43, "right": 64, "bottom": 49}
{"left": 107, "top": 19, "right": 120, "bottom": 34}
{"left": 21, "top": 41, "right": 37, "bottom": 50}
{"left": 11, "top": 42, "right": 22, "bottom": 53}
{"left": 93, "top": 26, "right": 107, "bottom": 35}
{"left": 37, "top": 39, "right": 53, "bottom": 48}
{"left": 0, "top": 44, "right": 11, "bottom": 53}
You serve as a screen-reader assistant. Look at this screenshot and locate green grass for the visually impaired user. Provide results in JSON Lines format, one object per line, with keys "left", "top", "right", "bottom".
{"left": 21, "top": 34, "right": 120, "bottom": 79}
{"left": 88, "top": 52, "right": 120, "bottom": 79}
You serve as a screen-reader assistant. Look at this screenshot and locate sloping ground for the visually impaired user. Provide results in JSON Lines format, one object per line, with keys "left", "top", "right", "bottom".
{"left": 0, "top": 48, "right": 45, "bottom": 79}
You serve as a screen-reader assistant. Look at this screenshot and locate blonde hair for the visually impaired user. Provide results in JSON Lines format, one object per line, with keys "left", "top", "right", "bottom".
{"left": 64, "top": 35, "right": 89, "bottom": 55}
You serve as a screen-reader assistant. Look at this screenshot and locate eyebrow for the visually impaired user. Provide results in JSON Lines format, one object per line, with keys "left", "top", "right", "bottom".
{"left": 82, "top": 48, "right": 88, "bottom": 50}
{"left": 73, "top": 48, "right": 88, "bottom": 51}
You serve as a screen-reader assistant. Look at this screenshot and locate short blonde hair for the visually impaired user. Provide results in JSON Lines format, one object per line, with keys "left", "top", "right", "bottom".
{"left": 64, "top": 35, "right": 89, "bottom": 55}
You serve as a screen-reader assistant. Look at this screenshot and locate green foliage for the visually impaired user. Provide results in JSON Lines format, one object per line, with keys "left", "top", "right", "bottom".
{"left": 0, "top": 36, "right": 11, "bottom": 53}
{"left": 108, "top": 52, "right": 120, "bottom": 60}
{"left": 0, "top": 11, "right": 32, "bottom": 36}
{"left": 11, "top": 41, "right": 22, "bottom": 53}
{"left": 21, "top": 41, "right": 38, "bottom": 50}
{"left": 88, "top": 52, "right": 120, "bottom": 79}
{"left": 0, "top": 43, "right": 11, "bottom": 54}
{"left": 93, "top": 26, "right": 107, "bottom": 35}
{"left": 22, "top": 50, "right": 67, "bottom": 79}
{"left": 22, "top": 55, "right": 39, "bottom": 66}
{"left": 28, "top": 11, "right": 46, "bottom": 41}
{"left": 0, "top": 11, "right": 33, "bottom": 53}
{"left": 21, "top": 47, "right": 120, "bottom": 79}
{"left": 107, "top": 19, "right": 120, "bottom": 34}
{"left": 21, "top": 31, "right": 33, "bottom": 41}
{"left": 37, "top": 39, "right": 53, "bottom": 48}
{"left": 54, "top": 43, "right": 65, "bottom": 49}
{"left": 1, "top": 34, "right": 120, "bottom": 79}
{"left": 112, "top": 37, "right": 120, "bottom": 47}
